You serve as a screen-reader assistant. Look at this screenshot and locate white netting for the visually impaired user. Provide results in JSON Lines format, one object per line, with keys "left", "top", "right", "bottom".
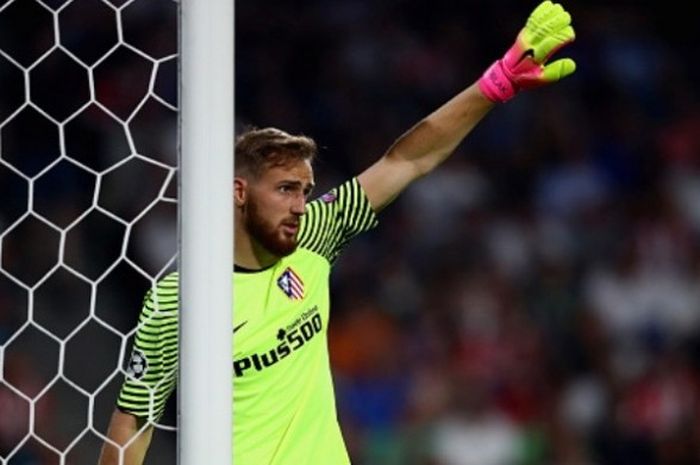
{"left": 0, "top": 0, "right": 178, "bottom": 463}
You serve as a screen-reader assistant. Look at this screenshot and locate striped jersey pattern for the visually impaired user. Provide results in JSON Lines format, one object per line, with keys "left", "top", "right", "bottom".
{"left": 297, "top": 177, "right": 377, "bottom": 263}
{"left": 116, "top": 272, "right": 179, "bottom": 420}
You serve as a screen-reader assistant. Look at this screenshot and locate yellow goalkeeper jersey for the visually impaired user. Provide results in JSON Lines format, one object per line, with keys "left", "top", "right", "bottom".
{"left": 116, "top": 178, "right": 378, "bottom": 465}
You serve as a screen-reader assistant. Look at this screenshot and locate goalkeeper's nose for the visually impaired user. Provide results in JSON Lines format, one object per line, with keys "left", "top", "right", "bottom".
{"left": 290, "top": 194, "right": 306, "bottom": 215}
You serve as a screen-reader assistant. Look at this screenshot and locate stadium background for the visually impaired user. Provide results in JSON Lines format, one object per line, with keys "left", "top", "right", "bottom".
{"left": 2, "top": 0, "right": 700, "bottom": 464}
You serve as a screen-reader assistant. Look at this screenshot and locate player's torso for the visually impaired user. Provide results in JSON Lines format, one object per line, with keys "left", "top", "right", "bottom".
{"left": 232, "top": 247, "right": 349, "bottom": 465}
{"left": 232, "top": 247, "right": 330, "bottom": 365}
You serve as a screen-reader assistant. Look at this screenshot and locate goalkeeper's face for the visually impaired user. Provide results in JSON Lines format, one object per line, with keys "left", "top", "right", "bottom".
{"left": 240, "top": 159, "right": 314, "bottom": 258}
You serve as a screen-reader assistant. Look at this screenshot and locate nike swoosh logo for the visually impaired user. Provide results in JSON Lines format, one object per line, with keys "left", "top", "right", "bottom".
{"left": 233, "top": 321, "right": 248, "bottom": 334}
{"left": 517, "top": 48, "right": 535, "bottom": 64}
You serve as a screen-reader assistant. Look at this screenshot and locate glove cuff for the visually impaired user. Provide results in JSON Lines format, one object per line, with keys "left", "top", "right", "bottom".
{"left": 478, "top": 59, "right": 517, "bottom": 103}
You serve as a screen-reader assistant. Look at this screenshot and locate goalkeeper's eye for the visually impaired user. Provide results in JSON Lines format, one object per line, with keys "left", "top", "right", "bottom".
{"left": 277, "top": 182, "right": 304, "bottom": 197}
{"left": 276, "top": 182, "right": 314, "bottom": 197}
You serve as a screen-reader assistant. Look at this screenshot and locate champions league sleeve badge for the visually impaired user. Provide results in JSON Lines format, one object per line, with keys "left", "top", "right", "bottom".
{"left": 321, "top": 191, "right": 337, "bottom": 203}
{"left": 125, "top": 349, "right": 148, "bottom": 380}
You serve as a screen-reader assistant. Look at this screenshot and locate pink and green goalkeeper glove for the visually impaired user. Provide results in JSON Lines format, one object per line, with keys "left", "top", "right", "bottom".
{"left": 478, "top": 0, "right": 576, "bottom": 103}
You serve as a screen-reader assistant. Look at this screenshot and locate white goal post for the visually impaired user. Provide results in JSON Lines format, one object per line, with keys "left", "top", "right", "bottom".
{"left": 179, "top": 1, "right": 234, "bottom": 465}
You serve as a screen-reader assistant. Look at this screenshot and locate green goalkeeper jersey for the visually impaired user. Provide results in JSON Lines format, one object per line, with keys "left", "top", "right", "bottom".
{"left": 116, "top": 178, "right": 378, "bottom": 465}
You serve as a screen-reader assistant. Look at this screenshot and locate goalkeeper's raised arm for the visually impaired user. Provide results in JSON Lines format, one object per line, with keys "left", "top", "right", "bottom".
{"left": 358, "top": 0, "right": 575, "bottom": 212}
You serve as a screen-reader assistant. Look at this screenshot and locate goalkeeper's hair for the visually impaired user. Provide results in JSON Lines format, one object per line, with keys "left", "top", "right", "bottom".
{"left": 235, "top": 126, "right": 317, "bottom": 179}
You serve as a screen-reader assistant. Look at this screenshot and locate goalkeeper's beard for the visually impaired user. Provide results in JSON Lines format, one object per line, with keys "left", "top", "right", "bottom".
{"left": 245, "top": 198, "right": 299, "bottom": 258}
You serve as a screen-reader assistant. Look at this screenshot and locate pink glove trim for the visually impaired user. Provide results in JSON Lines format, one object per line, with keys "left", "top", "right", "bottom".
{"left": 478, "top": 59, "right": 517, "bottom": 103}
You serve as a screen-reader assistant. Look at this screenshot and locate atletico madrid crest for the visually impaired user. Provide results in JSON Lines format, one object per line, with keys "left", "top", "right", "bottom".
{"left": 277, "top": 267, "right": 305, "bottom": 300}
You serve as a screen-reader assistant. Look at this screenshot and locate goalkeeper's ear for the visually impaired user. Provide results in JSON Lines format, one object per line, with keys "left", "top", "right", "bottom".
{"left": 234, "top": 177, "right": 248, "bottom": 206}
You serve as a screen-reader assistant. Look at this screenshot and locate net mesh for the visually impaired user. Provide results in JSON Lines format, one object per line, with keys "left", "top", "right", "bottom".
{"left": 0, "top": 0, "right": 178, "bottom": 463}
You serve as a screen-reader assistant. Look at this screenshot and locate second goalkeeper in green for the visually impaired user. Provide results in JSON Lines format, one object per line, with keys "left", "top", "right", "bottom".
{"left": 99, "top": 2, "right": 576, "bottom": 464}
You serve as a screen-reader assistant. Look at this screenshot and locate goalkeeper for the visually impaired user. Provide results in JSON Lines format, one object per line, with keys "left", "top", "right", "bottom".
{"left": 99, "top": 2, "right": 576, "bottom": 464}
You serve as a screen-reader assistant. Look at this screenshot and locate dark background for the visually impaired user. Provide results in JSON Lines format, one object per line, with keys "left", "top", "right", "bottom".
{"left": 2, "top": 0, "right": 700, "bottom": 464}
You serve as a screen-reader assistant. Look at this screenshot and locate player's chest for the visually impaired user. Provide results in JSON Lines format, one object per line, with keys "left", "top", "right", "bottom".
{"left": 232, "top": 260, "right": 330, "bottom": 356}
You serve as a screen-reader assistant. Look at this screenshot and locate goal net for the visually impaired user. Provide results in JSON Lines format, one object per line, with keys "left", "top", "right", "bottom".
{"left": 0, "top": 0, "right": 179, "bottom": 463}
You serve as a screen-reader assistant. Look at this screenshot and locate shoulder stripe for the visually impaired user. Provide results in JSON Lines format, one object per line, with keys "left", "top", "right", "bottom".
{"left": 298, "top": 178, "right": 377, "bottom": 263}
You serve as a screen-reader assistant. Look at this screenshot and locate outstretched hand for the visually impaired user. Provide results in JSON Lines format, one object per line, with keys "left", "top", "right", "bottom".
{"left": 479, "top": 0, "right": 576, "bottom": 103}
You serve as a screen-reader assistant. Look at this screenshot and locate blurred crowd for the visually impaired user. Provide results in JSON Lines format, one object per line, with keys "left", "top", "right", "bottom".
{"left": 2, "top": 0, "right": 700, "bottom": 464}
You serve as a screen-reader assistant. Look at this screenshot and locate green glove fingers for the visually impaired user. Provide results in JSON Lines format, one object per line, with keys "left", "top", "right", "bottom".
{"left": 537, "top": 25, "right": 575, "bottom": 62}
{"left": 523, "top": 1, "right": 574, "bottom": 60}
{"left": 528, "top": 0, "right": 556, "bottom": 27}
{"left": 542, "top": 58, "right": 577, "bottom": 83}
